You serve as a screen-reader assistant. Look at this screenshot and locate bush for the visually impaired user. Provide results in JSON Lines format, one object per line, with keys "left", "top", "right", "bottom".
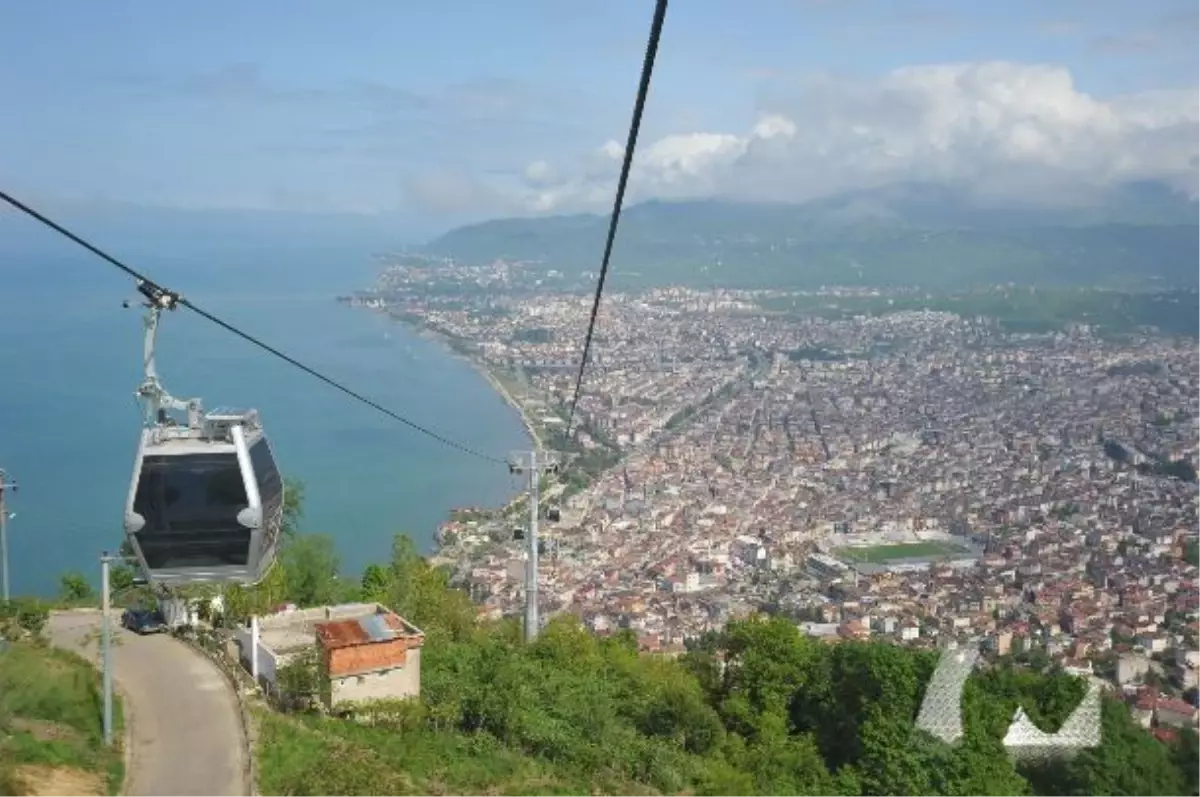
{"left": 335, "top": 698, "right": 427, "bottom": 730}
{"left": 0, "top": 597, "right": 49, "bottom": 640}
{"left": 276, "top": 647, "right": 328, "bottom": 713}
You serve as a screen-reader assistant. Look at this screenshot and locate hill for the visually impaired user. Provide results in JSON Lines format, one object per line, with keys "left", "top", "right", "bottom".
{"left": 0, "top": 603, "right": 125, "bottom": 796}
{"left": 166, "top": 519, "right": 1196, "bottom": 797}
{"left": 16, "top": 480, "right": 1199, "bottom": 796}
{"left": 425, "top": 181, "right": 1200, "bottom": 290}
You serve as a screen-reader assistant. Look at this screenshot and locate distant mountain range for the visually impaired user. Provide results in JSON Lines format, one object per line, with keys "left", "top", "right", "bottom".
{"left": 425, "top": 181, "right": 1200, "bottom": 290}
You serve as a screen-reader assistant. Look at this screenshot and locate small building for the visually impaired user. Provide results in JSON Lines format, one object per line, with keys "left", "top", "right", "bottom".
{"left": 1156, "top": 697, "right": 1199, "bottom": 729}
{"left": 235, "top": 602, "right": 424, "bottom": 709}
{"left": 1117, "top": 652, "right": 1151, "bottom": 685}
{"left": 316, "top": 608, "right": 425, "bottom": 709}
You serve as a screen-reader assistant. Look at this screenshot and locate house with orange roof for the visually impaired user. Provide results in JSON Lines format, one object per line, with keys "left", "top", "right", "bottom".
{"left": 315, "top": 605, "right": 425, "bottom": 710}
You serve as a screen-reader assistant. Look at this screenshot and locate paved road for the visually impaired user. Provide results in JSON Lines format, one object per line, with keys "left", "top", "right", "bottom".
{"left": 47, "top": 611, "right": 248, "bottom": 796}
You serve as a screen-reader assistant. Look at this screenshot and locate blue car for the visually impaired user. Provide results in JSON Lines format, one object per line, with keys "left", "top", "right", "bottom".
{"left": 121, "top": 607, "right": 167, "bottom": 635}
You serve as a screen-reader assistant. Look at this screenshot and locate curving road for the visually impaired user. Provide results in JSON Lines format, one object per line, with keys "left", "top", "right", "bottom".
{"left": 48, "top": 611, "right": 248, "bottom": 796}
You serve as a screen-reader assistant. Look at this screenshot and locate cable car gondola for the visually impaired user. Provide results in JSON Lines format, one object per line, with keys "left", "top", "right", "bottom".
{"left": 122, "top": 282, "right": 284, "bottom": 587}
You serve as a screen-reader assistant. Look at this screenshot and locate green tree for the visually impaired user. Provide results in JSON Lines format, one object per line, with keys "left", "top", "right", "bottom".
{"left": 275, "top": 645, "right": 329, "bottom": 711}
{"left": 360, "top": 564, "right": 389, "bottom": 602}
{"left": 856, "top": 707, "right": 931, "bottom": 795}
{"left": 281, "top": 534, "right": 341, "bottom": 607}
{"left": 379, "top": 534, "right": 475, "bottom": 641}
{"left": 1028, "top": 698, "right": 1189, "bottom": 796}
{"left": 1185, "top": 538, "right": 1199, "bottom": 567}
{"left": 282, "top": 476, "right": 306, "bottom": 537}
{"left": 222, "top": 561, "right": 289, "bottom": 625}
{"left": 926, "top": 735, "right": 1030, "bottom": 796}
{"left": 1171, "top": 728, "right": 1199, "bottom": 796}
{"left": 58, "top": 571, "right": 94, "bottom": 604}
{"left": 109, "top": 538, "right": 139, "bottom": 594}
{"left": 731, "top": 709, "right": 837, "bottom": 795}
{"left": 109, "top": 564, "right": 136, "bottom": 594}
{"left": 718, "top": 616, "right": 815, "bottom": 725}
{"left": 635, "top": 662, "right": 725, "bottom": 756}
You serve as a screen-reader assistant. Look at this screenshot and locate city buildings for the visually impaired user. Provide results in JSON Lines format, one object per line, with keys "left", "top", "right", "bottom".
{"left": 357, "top": 261, "right": 1199, "bottom": 714}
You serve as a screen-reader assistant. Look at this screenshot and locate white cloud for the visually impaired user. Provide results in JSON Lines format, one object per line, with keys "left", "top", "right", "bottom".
{"left": 404, "top": 171, "right": 510, "bottom": 215}
{"left": 516, "top": 61, "right": 1199, "bottom": 213}
{"left": 523, "top": 159, "right": 554, "bottom": 185}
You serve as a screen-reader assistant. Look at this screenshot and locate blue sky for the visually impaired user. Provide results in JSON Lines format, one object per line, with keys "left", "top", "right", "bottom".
{"left": 1, "top": 0, "right": 1196, "bottom": 233}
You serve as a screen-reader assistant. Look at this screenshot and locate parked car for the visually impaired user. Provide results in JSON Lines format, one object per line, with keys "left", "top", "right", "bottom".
{"left": 121, "top": 607, "right": 167, "bottom": 635}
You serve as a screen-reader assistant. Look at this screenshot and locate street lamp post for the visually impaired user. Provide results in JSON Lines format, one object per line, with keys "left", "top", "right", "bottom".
{"left": 0, "top": 469, "right": 18, "bottom": 603}
{"left": 99, "top": 551, "right": 138, "bottom": 747}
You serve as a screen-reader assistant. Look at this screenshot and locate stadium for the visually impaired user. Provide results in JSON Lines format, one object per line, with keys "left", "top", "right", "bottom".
{"left": 822, "top": 527, "right": 983, "bottom": 575}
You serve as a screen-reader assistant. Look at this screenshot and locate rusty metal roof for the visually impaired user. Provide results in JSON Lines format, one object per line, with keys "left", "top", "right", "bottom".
{"left": 315, "top": 610, "right": 422, "bottom": 650}
{"left": 315, "top": 618, "right": 368, "bottom": 649}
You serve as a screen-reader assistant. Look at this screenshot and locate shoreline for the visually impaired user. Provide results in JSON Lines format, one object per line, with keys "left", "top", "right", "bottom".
{"left": 359, "top": 300, "right": 542, "bottom": 452}
{"left": 359, "top": 303, "right": 542, "bottom": 527}
{"left": 406, "top": 319, "right": 543, "bottom": 454}
{"left": 472, "top": 360, "right": 543, "bottom": 455}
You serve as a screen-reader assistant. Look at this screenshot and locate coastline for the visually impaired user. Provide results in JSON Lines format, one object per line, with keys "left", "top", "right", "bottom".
{"left": 359, "top": 303, "right": 542, "bottom": 523}
{"left": 359, "top": 300, "right": 543, "bottom": 452}
{"left": 472, "top": 360, "right": 543, "bottom": 454}
{"left": 404, "top": 319, "right": 543, "bottom": 454}
{"left": 347, "top": 296, "right": 621, "bottom": 568}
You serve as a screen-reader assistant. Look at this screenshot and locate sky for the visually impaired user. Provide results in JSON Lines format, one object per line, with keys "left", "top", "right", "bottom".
{"left": 1, "top": 0, "right": 1197, "bottom": 237}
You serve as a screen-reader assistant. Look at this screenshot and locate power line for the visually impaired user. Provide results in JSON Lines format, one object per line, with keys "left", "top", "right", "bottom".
{"left": 564, "top": 0, "right": 669, "bottom": 439}
{"left": 0, "top": 189, "right": 506, "bottom": 465}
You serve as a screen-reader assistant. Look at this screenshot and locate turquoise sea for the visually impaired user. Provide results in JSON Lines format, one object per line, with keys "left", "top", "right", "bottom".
{"left": 0, "top": 217, "right": 529, "bottom": 596}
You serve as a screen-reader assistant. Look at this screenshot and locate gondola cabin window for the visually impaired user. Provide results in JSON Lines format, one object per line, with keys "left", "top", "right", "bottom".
{"left": 133, "top": 452, "right": 251, "bottom": 569}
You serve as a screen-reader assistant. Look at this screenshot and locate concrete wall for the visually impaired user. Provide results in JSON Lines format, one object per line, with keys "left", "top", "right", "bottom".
{"left": 329, "top": 647, "right": 421, "bottom": 707}
{"left": 233, "top": 627, "right": 281, "bottom": 688}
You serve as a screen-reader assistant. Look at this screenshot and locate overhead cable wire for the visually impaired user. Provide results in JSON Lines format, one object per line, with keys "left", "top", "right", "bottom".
{"left": 0, "top": 189, "right": 507, "bottom": 465}
{"left": 564, "top": 0, "right": 669, "bottom": 439}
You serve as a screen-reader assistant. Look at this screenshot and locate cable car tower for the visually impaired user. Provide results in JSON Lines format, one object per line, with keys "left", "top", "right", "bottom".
{"left": 122, "top": 280, "right": 285, "bottom": 587}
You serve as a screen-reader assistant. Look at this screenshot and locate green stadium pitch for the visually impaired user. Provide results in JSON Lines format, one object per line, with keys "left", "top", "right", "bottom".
{"left": 835, "top": 540, "right": 969, "bottom": 563}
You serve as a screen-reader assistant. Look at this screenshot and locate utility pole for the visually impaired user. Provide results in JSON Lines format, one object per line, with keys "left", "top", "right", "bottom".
{"left": 101, "top": 553, "right": 113, "bottom": 746}
{"left": 99, "top": 551, "right": 138, "bottom": 747}
{"left": 0, "top": 469, "right": 18, "bottom": 603}
{"left": 508, "top": 449, "right": 561, "bottom": 642}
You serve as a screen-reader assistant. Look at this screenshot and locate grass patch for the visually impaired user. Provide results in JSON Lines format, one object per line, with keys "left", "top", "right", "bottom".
{"left": 836, "top": 540, "right": 968, "bottom": 563}
{"left": 0, "top": 642, "right": 124, "bottom": 796}
{"left": 255, "top": 710, "right": 648, "bottom": 796}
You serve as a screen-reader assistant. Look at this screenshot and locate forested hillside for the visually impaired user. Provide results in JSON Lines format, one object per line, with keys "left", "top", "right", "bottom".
{"left": 425, "top": 182, "right": 1200, "bottom": 291}
{"left": 13, "top": 482, "right": 1196, "bottom": 796}
{"left": 244, "top": 530, "right": 1197, "bottom": 796}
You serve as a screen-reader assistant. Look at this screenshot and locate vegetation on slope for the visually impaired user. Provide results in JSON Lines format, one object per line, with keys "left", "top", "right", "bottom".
{"left": 424, "top": 185, "right": 1200, "bottom": 291}
{"left": 0, "top": 607, "right": 124, "bottom": 796}
{"left": 227, "top": 493, "right": 1197, "bottom": 796}
{"left": 756, "top": 287, "right": 1200, "bottom": 339}
{"left": 14, "top": 483, "right": 1195, "bottom": 796}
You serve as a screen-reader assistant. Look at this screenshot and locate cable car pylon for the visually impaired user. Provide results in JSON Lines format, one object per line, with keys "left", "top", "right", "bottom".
{"left": 508, "top": 448, "right": 561, "bottom": 642}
